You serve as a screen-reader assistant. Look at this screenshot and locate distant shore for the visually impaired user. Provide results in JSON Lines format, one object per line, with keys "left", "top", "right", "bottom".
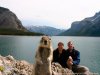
{"left": 0, "top": 29, "right": 43, "bottom": 36}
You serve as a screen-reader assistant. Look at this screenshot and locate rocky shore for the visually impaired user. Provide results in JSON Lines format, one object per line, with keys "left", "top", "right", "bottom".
{"left": 0, "top": 55, "right": 33, "bottom": 75}
{"left": 0, "top": 55, "right": 74, "bottom": 75}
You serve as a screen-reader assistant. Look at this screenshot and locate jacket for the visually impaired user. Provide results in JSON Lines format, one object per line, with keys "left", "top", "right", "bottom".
{"left": 66, "top": 49, "right": 80, "bottom": 65}
{"left": 53, "top": 48, "right": 67, "bottom": 68}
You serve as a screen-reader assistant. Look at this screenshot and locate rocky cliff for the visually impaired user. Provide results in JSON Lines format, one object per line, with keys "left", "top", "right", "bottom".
{"left": 0, "top": 7, "right": 26, "bottom": 31}
{"left": 60, "top": 11, "right": 100, "bottom": 36}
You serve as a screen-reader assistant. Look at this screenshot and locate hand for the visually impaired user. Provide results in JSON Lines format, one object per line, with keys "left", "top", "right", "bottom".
{"left": 67, "top": 56, "right": 73, "bottom": 69}
{"left": 67, "top": 56, "right": 73, "bottom": 66}
{"left": 67, "top": 60, "right": 73, "bottom": 66}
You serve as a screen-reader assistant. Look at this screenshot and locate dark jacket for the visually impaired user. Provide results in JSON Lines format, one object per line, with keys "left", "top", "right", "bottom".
{"left": 53, "top": 48, "right": 67, "bottom": 68}
{"left": 66, "top": 49, "right": 80, "bottom": 65}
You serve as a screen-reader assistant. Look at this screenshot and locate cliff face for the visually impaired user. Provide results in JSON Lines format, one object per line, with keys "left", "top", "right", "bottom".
{"left": 60, "top": 11, "right": 100, "bottom": 36}
{"left": 0, "top": 7, "right": 26, "bottom": 31}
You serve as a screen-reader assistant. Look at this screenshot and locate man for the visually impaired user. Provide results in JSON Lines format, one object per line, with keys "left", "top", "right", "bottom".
{"left": 66, "top": 41, "right": 80, "bottom": 72}
{"left": 53, "top": 42, "right": 67, "bottom": 68}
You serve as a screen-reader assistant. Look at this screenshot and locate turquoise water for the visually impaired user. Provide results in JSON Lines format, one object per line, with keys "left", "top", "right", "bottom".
{"left": 0, "top": 35, "right": 100, "bottom": 73}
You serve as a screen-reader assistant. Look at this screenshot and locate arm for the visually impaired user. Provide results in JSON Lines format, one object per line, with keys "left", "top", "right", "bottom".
{"left": 35, "top": 48, "right": 43, "bottom": 64}
{"left": 73, "top": 51, "right": 80, "bottom": 65}
{"left": 47, "top": 47, "right": 53, "bottom": 62}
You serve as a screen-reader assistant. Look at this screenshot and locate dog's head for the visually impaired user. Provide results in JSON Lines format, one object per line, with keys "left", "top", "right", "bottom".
{"left": 39, "top": 36, "right": 51, "bottom": 48}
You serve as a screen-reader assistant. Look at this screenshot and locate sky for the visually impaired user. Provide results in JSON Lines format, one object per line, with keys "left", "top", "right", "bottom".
{"left": 0, "top": 0, "right": 100, "bottom": 29}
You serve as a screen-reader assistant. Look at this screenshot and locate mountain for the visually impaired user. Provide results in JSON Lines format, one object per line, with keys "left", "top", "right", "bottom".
{"left": 60, "top": 11, "right": 100, "bottom": 36}
{"left": 0, "top": 7, "right": 26, "bottom": 31}
{"left": 0, "top": 7, "right": 43, "bottom": 35}
{"left": 25, "top": 26, "right": 65, "bottom": 36}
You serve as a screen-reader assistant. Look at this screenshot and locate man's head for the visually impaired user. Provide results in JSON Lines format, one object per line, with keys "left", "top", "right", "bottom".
{"left": 67, "top": 41, "right": 74, "bottom": 50}
{"left": 58, "top": 42, "right": 64, "bottom": 52}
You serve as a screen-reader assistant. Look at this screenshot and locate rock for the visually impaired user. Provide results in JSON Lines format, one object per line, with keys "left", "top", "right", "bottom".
{"left": 0, "top": 55, "right": 33, "bottom": 75}
{"left": 77, "top": 65, "right": 90, "bottom": 74}
{"left": 51, "top": 63, "right": 73, "bottom": 75}
{"left": 15, "top": 60, "right": 33, "bottom": 75}
{"left": 5, "top": 55, "right": 15, "bottom": 61}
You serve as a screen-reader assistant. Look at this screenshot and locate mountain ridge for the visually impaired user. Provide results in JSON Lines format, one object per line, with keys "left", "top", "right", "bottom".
{"left": 0, "top": 7, "right": 26, "bottom": 31}
{"left": 0, "top": 7, "right": 43, "bottom": 36}
{"left": 25, "top": 25, "right": 65, "bottom": 36}
{"left": 59, "top": 11, "right": 100, "bottom": 36}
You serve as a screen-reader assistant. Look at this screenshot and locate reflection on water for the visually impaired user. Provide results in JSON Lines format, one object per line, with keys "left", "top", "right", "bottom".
{"left": 0, "top": 35, "right": 100, "bottom": 73}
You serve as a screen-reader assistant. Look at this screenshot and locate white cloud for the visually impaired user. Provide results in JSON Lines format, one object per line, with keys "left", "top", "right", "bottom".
{"left": 0, "top": 0, "right": 100, "bottom": 29}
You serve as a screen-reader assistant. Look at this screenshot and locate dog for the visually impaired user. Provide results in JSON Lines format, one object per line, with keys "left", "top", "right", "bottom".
{"left": 33, "top": 36, "right": 53, "bottom": 75}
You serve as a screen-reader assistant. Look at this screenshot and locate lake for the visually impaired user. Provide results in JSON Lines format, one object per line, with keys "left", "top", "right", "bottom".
{"left": 0, "top": 35, "right": 100, "bottom": 73}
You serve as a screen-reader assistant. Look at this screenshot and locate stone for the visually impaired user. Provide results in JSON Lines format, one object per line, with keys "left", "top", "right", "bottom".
{"left": 77, "top": 65, "right": 90, "bottom": 74}
{"left": 51, "top": 62, "right": 73, "bottom": 75}
{"left": 0, "top": 55, "right": 33, "bottom": 75}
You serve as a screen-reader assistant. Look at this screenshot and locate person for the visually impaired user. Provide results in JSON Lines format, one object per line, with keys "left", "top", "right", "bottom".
{"left": 53, "top": 42, "right": 67, "bottom": 68}
{"left": 66, "top": 41, "right": 80, "bottom": 72}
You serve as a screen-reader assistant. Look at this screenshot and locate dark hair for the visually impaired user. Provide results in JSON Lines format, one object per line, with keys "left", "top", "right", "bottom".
{"left": 58, "top": 42, "right": 64, "bottom": 46}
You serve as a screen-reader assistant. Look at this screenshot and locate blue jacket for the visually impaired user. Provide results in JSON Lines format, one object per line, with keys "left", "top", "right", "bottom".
{"left": 66, "top": 49, "right": 80, "bottom": 65}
